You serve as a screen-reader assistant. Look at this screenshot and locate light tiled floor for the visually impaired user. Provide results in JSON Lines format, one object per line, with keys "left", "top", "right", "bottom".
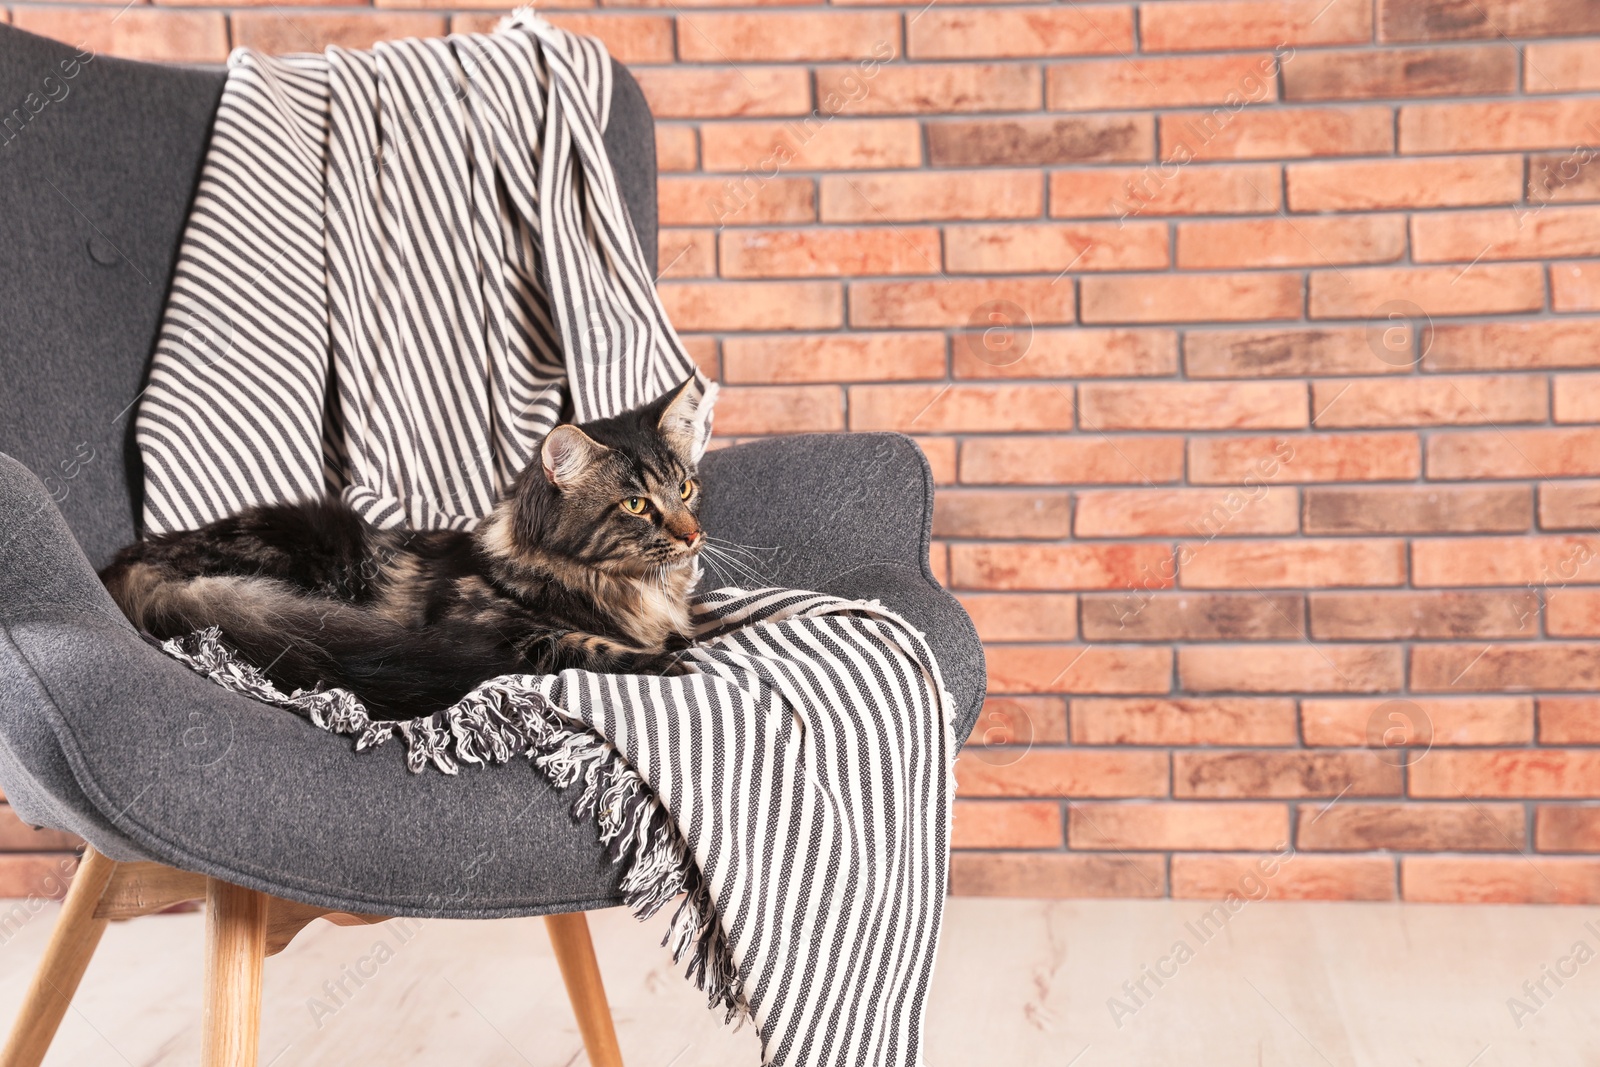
{"left": 0, "top": 896, "right": 1596, "bottom": 1065}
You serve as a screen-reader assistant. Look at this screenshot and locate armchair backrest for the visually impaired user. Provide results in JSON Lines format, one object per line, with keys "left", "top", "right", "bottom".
{"left": 0, "top": 24, "right": 659, "bottom": 570}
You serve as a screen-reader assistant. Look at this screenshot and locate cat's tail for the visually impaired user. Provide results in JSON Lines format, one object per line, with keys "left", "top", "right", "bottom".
{"left": 102, "top": 559, "right": 506, "bottom": 718}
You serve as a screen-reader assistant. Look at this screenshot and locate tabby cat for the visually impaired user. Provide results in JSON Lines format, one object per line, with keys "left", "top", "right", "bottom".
{"left": 101, "top": 377, "right": 714, "bottom": 719}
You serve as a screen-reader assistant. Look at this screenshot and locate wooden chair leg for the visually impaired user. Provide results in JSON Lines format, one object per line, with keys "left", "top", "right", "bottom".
{"left": 0, "top": 848, "right": 117, "bottom": 1067}
{"left": 544, "top": 911, "right": 623, "bottom": 1067}
{"left": 202, "top": 879, "right": 267, "bottom": 1067}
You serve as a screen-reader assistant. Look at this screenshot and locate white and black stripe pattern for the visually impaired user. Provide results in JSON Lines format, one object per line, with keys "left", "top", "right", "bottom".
{"left": 138, "top": 15, "right": 955, "bottom": 1065}
{"left": 161, "top": 588, "right": 955, "bottom": 1067}
{"left": 137, "top": 12, "right": 696, "bottom": 534}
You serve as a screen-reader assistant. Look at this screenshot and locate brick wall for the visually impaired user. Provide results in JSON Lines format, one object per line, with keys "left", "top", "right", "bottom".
{"left": 8, "top": 0, "right": 1600, "bottom": 905}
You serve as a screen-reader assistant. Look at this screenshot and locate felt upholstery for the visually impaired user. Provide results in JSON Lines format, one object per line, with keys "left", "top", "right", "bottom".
{"left": 0, "top": 23, "right": 985, "bottom": 917}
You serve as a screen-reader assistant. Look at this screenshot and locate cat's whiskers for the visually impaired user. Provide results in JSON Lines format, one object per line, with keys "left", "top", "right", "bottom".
{"left": 699, "top": 544, "right": 764, "bottom": 589}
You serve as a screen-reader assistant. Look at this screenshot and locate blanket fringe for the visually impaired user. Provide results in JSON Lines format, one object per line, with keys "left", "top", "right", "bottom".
{"left": 158, "top": 627, "right": 747, "bottom": 1020}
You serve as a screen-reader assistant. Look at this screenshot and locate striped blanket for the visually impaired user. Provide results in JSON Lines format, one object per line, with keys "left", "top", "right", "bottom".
{"left": 136, "top": 15, "right": 955, "bottom": 1066}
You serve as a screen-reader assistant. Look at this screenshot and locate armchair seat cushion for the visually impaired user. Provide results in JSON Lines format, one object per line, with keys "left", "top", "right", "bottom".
{"left": 0, "top": 433, "right": 984, "bottom": 917}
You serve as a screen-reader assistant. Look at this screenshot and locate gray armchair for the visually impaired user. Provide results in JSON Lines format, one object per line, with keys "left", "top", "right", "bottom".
{"left": 0, "top": 22, "right": 985, "bottom": 1067}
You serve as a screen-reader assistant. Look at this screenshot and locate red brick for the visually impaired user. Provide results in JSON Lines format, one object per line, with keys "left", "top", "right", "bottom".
{"left": 907, "top": 7, "right": 1134, "bottom": 59}
{"left": 950, "top": 543, "right": 1173, "bottom": 591}
{"left": 1181, "top": 540, "right": 1406, "bottom": 589}
{"left": 0, "top": 807, "right": 78, "bottom": 852}
{"left": 1540, "top": 696, "right": 1600, "bottom": 743}
{"left": 722, "top": 333, "right": 944, "bottom": 384}
{"left": 849, "top": 384, "right": 1072, "bottom": 432}
{"left": 720, "top": 227, "right": 938, "bottom": 278}
{"left": 1382, "top": 0, "right": 1600, "bottom": 42}
{"left": 1400, "top": 99, "right": 1600, "bottom": 152}
{"left": 632, "top": 68, "right": 811, "bottom": 119}
{"left": 712, "top": 386, "right": 842, "bottom": 435}
{"left": 1403, "top": 856, "right": 1600, "bottom": 904}
{"left": 1070, "top": 803, "right": 1287, "bottom": 851}
{"left": 1048, "top": 54, "right": 1281, "bottom": 111}
{"left": 956, "top": 749, "right": 1168, "bottom": 797}
{"left": 660, "top": 282, "right": 840, "bottom": 331}
{"left": 1313, "top": 374, "right": 1548, "bottom": 428}
{"left": 1310, "top": 592, "right": 1533, "bottom": 640}
{"left": 923, "top": 438, "right": 962, "bottom": 485}
{"left": 1180, "top": 645, "right": 1404, "bottom": 693}
{"left": 928, "top": 116, "right": 1154, "bottom": 166}
{"left": 1172, "top": 853, "right": 1395, "bottom": 901}
{"left": 928, "top": 541, "right": 949, "bottom": 585}
{"left": 1081, "top": 273, "right": 1303, "bottom": 325}
{"left": 1412, "top": 535, "right": 1600, "bottom": 587}
{"left": 1075, "top": 488, "right": 1298, "bottom": 538}
{"left": 658, "top": 176, "right": 814, "bottom": 227}
{"left": 957, "top": 593, "right": 1078, "bottom": 642}
{"left": 681, "top": 335, "right": 720, "bottom": 380}
{"left": 1081, "top": 592, "right": 1306, "bottom": 641}
{"left": 1051, "top": 164, "right": 1280, "bottom": 219}
{"left": 1540, "top": 482, "right": 1600, "bottom": 530}
{"left": 935, "top": 491, "right": 1072, "bottom": 539}
{"left": 1429, "top": 428, "right": 1600, "bottom": 479}
{"left": 0, "top": 853, "right": 77, "bottom": 900}
{"left": 1412, "top": 644, "right": 1600, "bottom": 693}
{"left": 1303, "top": 486, "right": 1531, "bottom": 534}
{"left": 1545, "top": 589, "right": 1600, "bottom": 636}
{"left": 1555, "top": 375, "right": 1600, "bottom": 422}
{"left": 983, "top": 645, "right": 1174, "bottom": 694}
{"left": 1528, "top": 150, "right": 1600, "bottom": 204}
{"left": 699, "top": 119, "right": 921, "bottom": 173}
{"left": 960, "top": 436, "right": 1186, "bottom": 486}
{"left": 676, "top": 11, "right": 898, "bottom": 62}
{"left": 851, "top": 279, "right": 1075, "bottom": 328}
{"left": 819, "top": 62, "right": 1039, "bottom": 115}
{"left": 1426, "top": 320, "right": 1600, "bottom": 371}
{"left": 1301, "top": 696, "right": 1534, "bottom": 746}
{"left": 1298, "top": 803, "right": 1524, "bottom": 851}
{"left": 953, "top": 329, "right": 1178, "bottom": 380}
{"left": 1310, "top": 265, "right": 1545, "bottom": 319}
{"left": 1414, "top": 206, "right": 1600, "bottom": 263}
{"left": 820, "top": 170, "right": 1043, "bottom": 222}
{"left": 1071, "top": 697, "right": 1298, "bottom": 745}
{"left": 1159, "top": 107, "right": 1392, "bottom": 162}
{"left": 1553, "top": 261, "right": 1600, "bottom": 312}
{"left": 950, "top": 852, "right": 1166, "bottom": 898}
{"left": 971, "top": 695, "right": 1068, "bottom": 748}
{"left": 540, "top": 13, "right": 674, "bottom": 62}
{"left": 13, "top": 8, "right": 227, "bottom": 61}
{"left": 657, "top": 229, "right": 715, "bottom": 279}
{"left": 1191, "top": 433, "right": 1420, "bottom": 484}
{"left": 1287, "top": 156, "right": 1524, "bottom": 212}
{"left": 944, "top": 222, "right": 1170, "bottom": 274}
{"left": 1177, "top": 216, "right": 1406, "bottom": 269}
{"left": 598, "top": 0, "right": 806, "bottom": 8}
{"left": 233, "top": 12, "right": 446, "bottom": 52}
{"left": 1526, "top": 41, "right": 1600, "bottom": 92}
{"left": 1176, "top": 750, "right": 1403, "bottom": 797}
{"left": 1142, "top": 0, "right": 1369, "bottom": 50}
{"left": 1284, "top": 45, "right": 1516, "bottom": 100}
{"left": 951, "top": 800, "right": 1062, "bottom": 849}
{"left": 1536, "top": 806, "right": 1600, "bottom": 852}
{"left": 1185, "top": 327, "right": 1397, "bottom": 378}
{"left": 388, "top": 0, "right": 588, "bottom": 8}
{"left": 1081, "top": 382, "right": 1306, "bottom": 432}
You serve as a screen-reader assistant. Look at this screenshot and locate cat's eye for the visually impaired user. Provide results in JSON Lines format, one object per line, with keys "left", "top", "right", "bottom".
{"left": 621, "top": 496, "right": 647, "bottom": 514}
{"left": 679, "top": 479, "right": 695, "bottom": 501}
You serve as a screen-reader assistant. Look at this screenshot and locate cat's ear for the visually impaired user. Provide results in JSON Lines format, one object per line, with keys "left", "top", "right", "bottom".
{"left": 541, "top": 425, "right": 609, "bottom": 488}
{"left": 656, "top": 374, "right": 718, "bottom": 463}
